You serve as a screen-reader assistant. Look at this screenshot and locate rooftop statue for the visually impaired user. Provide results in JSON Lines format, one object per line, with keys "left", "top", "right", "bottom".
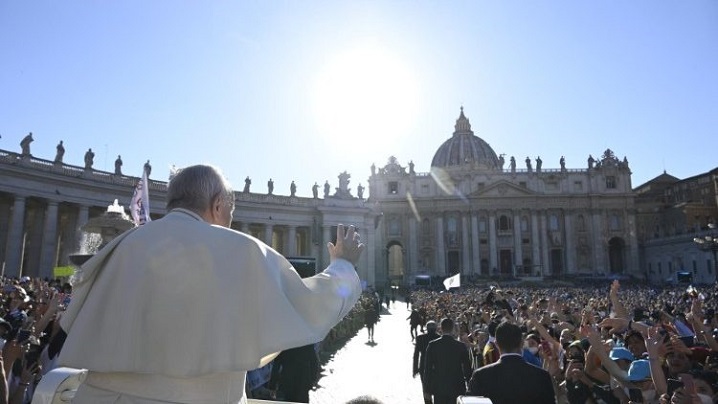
{"left": 20, "top": 132, "right": 33, "bottom": 156}
{"left": 243, "top": 176, "right": 251, "bottom": 193}
{"left": 84, "top": 148, "right": 95, "bottom": 169}
{"left": 55, "top": 140, "right": 65, "bottom": 163}
{"left": 115, "top": 155, "right": 123, "bottom": 175}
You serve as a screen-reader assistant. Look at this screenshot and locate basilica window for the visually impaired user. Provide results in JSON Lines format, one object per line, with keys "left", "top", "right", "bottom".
{"left": 479, "top": 218, "right": 487, "bottom": 233}
{"left": 389, "top": 182, "right": 398, "bottom": 194}
{"left": 549, "top": 214, "right": 559, "bottom": 231}
{"left": 606, "top": 176, "right": 617, "bottom": 189}
{"left": 388, "top": 217, "right": 401, "bottom": 236}
{"left": 577, "top": 215, "right": 586, "bottom": 232}
{"left": 609, "top": 214, "right": 622, "bottom": 231}
{"left": 422, "top": 218, "right": 430, "bottom": 236}
{"left": 521, "top": 216, "right": 529, "bottom": 232}
{"left": 447, "top": 217, "right": 458, "bottom": 245}
{"left": 498, "top": 215, "right": 511, "bottom": 231}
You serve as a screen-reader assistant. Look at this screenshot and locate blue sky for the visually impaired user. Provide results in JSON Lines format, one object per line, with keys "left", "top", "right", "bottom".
{"left": 1, "top": 1, "right": 716, "bottom": 198}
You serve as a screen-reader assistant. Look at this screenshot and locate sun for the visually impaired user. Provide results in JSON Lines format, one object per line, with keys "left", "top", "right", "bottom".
{"left": 312, "top": 44, "right": 420, "bottom": 157}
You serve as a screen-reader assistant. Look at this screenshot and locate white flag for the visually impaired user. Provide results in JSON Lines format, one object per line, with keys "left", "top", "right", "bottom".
{"left": 131, "top": 166, "right": 151, "bottom": 225}
{"left": 443, "top": 273, "right": 461, "bottom": 290}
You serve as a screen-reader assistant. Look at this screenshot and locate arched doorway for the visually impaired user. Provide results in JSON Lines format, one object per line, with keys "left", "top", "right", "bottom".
{"left": 387, "top": 242, "right": 404, "bottom": 281}
{"left": 608, "top": 237, "right": 625, "bottom": 274}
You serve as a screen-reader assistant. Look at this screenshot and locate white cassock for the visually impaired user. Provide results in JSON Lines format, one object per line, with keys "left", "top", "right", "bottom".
{"left": 59, "top": 208, "right": 361, "bottom": 403}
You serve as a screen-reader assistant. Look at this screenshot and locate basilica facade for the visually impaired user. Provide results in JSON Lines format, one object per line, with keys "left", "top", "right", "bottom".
{"left": 367, "top": 108, "right": 639, "bottom": 283}
{"left": 1, "top": 109, "right": 642, "bottom": 288}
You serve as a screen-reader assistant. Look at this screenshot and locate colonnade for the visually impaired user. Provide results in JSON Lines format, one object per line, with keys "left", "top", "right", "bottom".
{"left": 395, "top": 207, "right": 640, "bottom": 280}
{"left": 0, "top": 192, "right": 375, "bottom": 285}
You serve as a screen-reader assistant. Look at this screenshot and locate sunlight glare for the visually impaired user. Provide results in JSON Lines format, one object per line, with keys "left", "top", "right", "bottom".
{"left": 312, "top": 45, "right": 420, "bottom": 157}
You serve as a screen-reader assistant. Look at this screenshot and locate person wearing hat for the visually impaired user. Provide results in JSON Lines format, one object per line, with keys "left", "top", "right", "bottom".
{"left": 413, "top": 320, "right": 440, "bottom": 404}
{"left": 3, "top": 286, "right": 30, "bottom": 334}
{"left": 625, "top": 359, "right": 660, "bottom": 403}
{"left": 607, "top": 347, "right": 635, "bottom": 403}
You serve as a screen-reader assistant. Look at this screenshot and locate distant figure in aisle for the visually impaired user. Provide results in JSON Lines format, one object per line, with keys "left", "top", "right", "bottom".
{"left": 408, "top": 308, "right": 424, "bottom": 341}
{"left": 115, "top": 155, "right": 123, "bottom": 175}
{"left": 20, "top": 132, "right": 33, "bottom": 156}
{"left": 84, "top": 148, "right": 95, "bottom": 169}
{"left": 55, "top": 140, "right": 65, "bottom": 163}
{"left": 364, "top": 298, "right": 378, "bottom": 343}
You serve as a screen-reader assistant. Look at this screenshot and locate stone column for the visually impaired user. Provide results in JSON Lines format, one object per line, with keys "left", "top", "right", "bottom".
{"left": 564, "top": 210, "right": 575, "bottom": 274}
{"left": 40, "top": 201, "right": 59, "bottom": 279}
{"left": 531, "top": 211, "right": 541, "bottom": 275}
{"left": 365, "top": 221, "right": 376, "bottom": 286}
{"left": 513, "top": 211, "right": 522, "bottom": 276}
{"left": 408, "top": 216, "right": 417, "bottom": 279}
{"left": 471, "top": 213, "right": 480, "bottom": 275}
{"left": 322, "top": 225, "right": 331, "bottom": 269}
{"left": 4, "top": 196, "right": 26, "bottom": 277}
{"left": 541, "top": 212, "right": 550, "bottom": 276}
{"left": 461, "top": 214, "right": 470, "bottom": 276}
{"left": 627, "top": 212, "right": 640, "bottom": 276}
{"left": 264, "top": 224, "right": 274, "bottom": 248}
{"left": 287, "top": 226, "right": 297, "bottom": 257}
{"left": 488, "top": 213, "right": 498, "bottom": 274}
{"left": 592, "top": 210, "right": 605, "bottom": 273}
{"left": 436, "top": 216, "right": 445, "bottom": 275}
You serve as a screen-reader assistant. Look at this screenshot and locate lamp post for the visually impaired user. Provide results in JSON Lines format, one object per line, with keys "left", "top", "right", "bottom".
{"left": 694, "top": 223, "right": 718, "bottom": 283}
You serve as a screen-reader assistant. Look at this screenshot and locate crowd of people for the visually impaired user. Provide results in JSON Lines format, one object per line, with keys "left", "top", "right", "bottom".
{"left": 0, "top": 275, "right": 72, "bottom": 404}
{"left": 4, "top": 271, "right": 718, "bottom": 404}
{"left": 409, "top": 280, "right": 718, "bottom": 403}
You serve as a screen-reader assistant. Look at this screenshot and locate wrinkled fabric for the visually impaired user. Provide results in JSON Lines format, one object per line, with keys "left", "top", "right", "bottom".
{"left": 59, "top": 208, "right": 361, "bottom": 403}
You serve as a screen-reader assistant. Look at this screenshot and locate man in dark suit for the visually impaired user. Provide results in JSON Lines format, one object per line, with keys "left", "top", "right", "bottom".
{"left": 425, "top": 318, "right": 473, "bottom": 404}
{"left": 268, "top": 343, "right": 320, "bottom": 403}
{"left": 413, "top": 320, "right": 440, "bottom": 404}
{"left": 467, "top": 322, "right": 556, "bottom": 404}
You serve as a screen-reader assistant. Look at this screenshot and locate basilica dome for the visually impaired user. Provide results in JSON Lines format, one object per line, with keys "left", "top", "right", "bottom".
{"left": 430, "top": 108, "right": 502, "bottom": 171}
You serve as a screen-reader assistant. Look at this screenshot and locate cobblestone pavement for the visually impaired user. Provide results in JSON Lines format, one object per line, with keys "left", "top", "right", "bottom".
{"left": 310, "top": 301, "right": 424, "bottom": 404}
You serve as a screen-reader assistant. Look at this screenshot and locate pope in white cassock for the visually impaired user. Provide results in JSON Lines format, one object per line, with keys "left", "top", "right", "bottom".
{"left": 58, "top": 165, "right": 363, "bottom": 403}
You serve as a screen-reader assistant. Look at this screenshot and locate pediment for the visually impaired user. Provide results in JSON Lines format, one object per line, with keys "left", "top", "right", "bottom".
{"left": 471, "top": 180, "right": 535, "bottom": 197}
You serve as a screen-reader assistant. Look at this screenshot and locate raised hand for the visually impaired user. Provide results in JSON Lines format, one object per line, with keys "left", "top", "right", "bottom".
{"left": 327, "top": 224, "right": 364, "bottom": 265}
